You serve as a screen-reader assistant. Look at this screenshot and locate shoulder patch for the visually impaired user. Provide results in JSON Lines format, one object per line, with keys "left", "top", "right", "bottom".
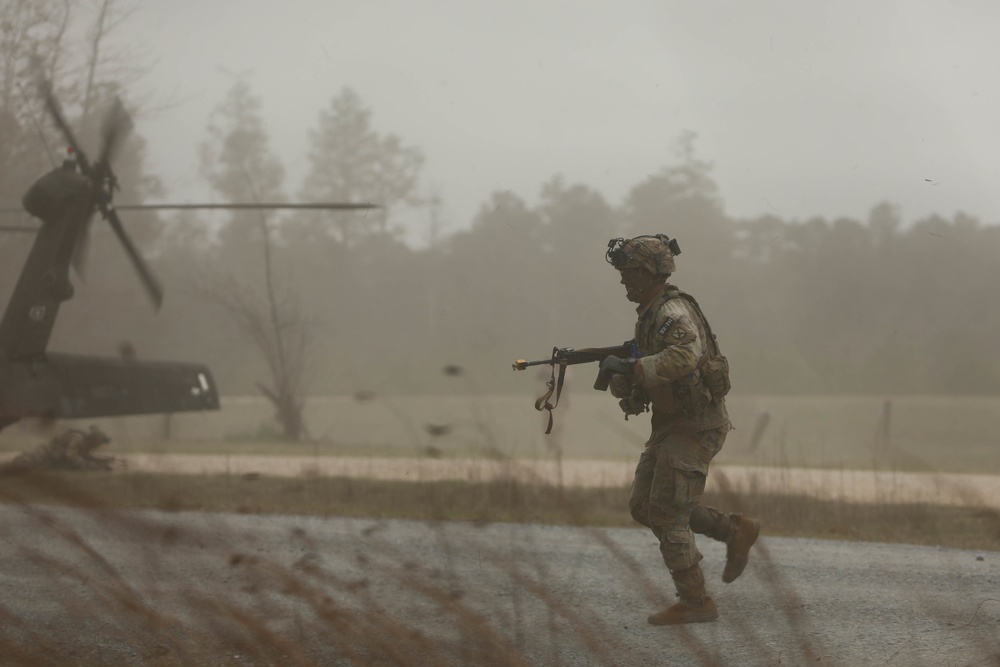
{"left": 657, "top": 317, "right": 676, "bottom": 337}
{"left": 659, "top": 316, "right": 697, "bottom": 346}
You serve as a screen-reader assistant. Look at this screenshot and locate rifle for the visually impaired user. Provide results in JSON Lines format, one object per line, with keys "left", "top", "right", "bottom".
{"left": 512, "top": 340, "right": 638, "bottom": 434}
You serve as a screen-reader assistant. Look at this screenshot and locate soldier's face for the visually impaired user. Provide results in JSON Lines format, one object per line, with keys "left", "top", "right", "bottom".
{"left": 619, "top": 268, "right": 658, "bottom": 303}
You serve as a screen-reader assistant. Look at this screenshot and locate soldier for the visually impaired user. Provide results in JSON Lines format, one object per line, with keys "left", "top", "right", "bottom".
{"left": 0, "top": 425, "right": 114, "bottom": 474}
{"left": 600, "top": 235, "right": 760, "bottom": 626}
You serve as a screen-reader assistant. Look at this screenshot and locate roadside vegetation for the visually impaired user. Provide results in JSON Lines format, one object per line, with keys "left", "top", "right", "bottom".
{"left": 3, "top": 470, "right": 998, "bottom": 552}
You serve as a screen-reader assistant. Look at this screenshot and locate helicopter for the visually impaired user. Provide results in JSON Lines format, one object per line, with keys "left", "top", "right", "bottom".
{"left": 0, "top": 79, "right": 378, "bottom": 436}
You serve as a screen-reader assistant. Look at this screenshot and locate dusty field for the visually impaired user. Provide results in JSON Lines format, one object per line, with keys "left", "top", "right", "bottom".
{"left": 7, "top": 392, "right": 999, "bottom": 472}
{"left": 4, "top": 392, "right": 998, "bottom": 512}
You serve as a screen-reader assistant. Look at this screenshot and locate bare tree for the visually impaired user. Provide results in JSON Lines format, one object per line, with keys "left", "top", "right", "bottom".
{"left": 201, "top": 219, "right": 313, "bottom": 442}
{"left": 199, "top": 80, "right": 312, "bottom": 441}
{"left": 0, "top": 0, "right": 71, "bottom": 199}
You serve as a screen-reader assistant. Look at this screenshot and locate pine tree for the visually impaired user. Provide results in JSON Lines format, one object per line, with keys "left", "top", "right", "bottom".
{"left": 298, "top": 87, "right": 424, "bottom": 246}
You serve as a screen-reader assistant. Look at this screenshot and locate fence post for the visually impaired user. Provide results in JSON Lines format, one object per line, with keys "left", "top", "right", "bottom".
{"left": 746, "top": 409, "right": 771, "bottom": 454}
{"left": 874, "top": 399, "right": 892, "bottom": 466}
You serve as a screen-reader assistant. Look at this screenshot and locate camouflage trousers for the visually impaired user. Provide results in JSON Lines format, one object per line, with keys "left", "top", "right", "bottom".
{"left": 629, "top": 424, "right": 733, "bottom": 573}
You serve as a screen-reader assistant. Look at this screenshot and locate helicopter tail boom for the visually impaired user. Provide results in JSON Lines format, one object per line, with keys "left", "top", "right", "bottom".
{"left": 0, "top": 353, "right": 219, "bottom": 425}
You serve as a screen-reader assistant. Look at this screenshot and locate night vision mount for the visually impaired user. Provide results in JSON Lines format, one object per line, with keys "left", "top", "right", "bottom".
{"left": 605, "top": 235, "right": 681, "bottom": 269}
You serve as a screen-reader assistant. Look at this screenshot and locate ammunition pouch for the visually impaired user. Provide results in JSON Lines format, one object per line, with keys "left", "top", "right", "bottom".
{"left": 702, "top": 354, "right": 731, "bottom": 400}
{"left": 618, "top": 387, "right": 649, "bottom": 419}
{"left": 608, "top": 373, "right": 634, "bottom": 399}
{"left": 660, "top": 288, "right": 732, "bottom": 404}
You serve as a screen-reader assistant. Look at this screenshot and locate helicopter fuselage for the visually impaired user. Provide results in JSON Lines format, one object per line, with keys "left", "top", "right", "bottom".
{"left": 0, "top": 164, "right": 220, "bottom": 432}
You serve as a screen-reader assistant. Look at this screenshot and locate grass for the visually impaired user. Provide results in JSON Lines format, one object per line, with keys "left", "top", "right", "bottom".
{"left": 2, "top": 475, "right": 631, "bottom": 667}
{"left": 3, "top": 470, "right": 998, "bottom": 552}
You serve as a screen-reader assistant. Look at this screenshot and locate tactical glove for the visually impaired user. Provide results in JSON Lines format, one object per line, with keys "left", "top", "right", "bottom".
{"left": 599, "top": 356, "right": 636, "bottom": 376}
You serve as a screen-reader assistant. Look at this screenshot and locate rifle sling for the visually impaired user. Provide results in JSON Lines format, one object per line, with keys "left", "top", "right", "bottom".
{"left": 534, "top": 350, "right": 568, "bottom": 435}
{"left": 532, "top": 343, "right": 631, "bottom": 434}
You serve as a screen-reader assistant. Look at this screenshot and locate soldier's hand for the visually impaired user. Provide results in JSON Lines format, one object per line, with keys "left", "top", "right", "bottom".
{"left": 600, "top": 356, "right": 636, "bottom": 376}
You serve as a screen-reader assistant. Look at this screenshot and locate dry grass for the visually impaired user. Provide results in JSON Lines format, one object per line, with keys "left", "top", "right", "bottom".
{"left": 0, "top": 485, "right": 609, "bottom": 666}
{"left": 0, "top": 473, "right": 695, "bottom": 666}
{"left": 3, "top": 470, "right": 999, "bottom": 552}
{"left": 1, "top": 469, "right": 998, "bottom": 666}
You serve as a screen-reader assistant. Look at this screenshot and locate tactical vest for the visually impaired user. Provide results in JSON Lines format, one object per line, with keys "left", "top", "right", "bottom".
{"left": 642, "top": 286, "right": 732, "bottom": 408}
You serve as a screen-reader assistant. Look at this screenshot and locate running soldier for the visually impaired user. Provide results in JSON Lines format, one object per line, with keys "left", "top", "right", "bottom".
{"left": 600, "top": 235, "right": 760, "bottom": 625}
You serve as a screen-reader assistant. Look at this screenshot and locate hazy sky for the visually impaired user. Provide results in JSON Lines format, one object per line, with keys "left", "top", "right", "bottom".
{"left": 126, "top": 1, "right": 1000, "bottom": 244}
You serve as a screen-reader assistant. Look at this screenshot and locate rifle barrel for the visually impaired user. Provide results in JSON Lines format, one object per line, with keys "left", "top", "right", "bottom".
{"left": 512, "top": 359, "right": 553, "bottom": 371}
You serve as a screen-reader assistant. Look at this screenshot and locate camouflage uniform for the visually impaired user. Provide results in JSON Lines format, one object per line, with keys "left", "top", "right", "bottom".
{"left": 607, "top": 235, "right": 758, "bottom": 625}
{"left": 628, "top": 287, "right": 735, "bottom": 573}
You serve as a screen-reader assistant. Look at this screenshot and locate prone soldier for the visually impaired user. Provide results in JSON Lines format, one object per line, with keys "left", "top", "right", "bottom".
{"left": 1, "top": 425, "right": 115, "bottom": 474}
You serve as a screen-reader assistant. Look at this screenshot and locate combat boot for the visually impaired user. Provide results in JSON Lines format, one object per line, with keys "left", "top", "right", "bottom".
{"left": 647, "top": 564, "right": 719, "bottom": 626}
{"left": 722, "top": 515, "right": 760, "bottom": 583}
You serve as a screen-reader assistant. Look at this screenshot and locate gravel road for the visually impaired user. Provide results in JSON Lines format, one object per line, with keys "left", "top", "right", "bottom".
{"left": 0, "top": 504, "right": 997, "bottom": 666}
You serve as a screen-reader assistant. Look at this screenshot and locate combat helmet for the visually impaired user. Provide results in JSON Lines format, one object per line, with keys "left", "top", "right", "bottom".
{"left": 605, "top": 234, "right": 681, "bottom": 276}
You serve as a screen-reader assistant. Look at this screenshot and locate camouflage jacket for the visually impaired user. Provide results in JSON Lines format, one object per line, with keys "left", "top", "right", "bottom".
{"left": 633, "top": 284, "right": 731, "bottom": 435}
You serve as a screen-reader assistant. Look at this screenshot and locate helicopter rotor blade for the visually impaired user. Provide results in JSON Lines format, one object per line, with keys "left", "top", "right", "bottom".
{"left": 113, "top": 202, "right": 381, "bottom": 211}
{"left": 96, "top": 96, "right": 133, "bottom": 170}
{"left": 74, "top": 100, "right": 133, "bottom": 279}
{"left": 103, "top": 206, "right": 163, "bottom": 310}
{"left": 71, "top": 212, "right": 97, "bottom": 279}
{"left": 37, "top": 75, "right": 90, "bottom": 171}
